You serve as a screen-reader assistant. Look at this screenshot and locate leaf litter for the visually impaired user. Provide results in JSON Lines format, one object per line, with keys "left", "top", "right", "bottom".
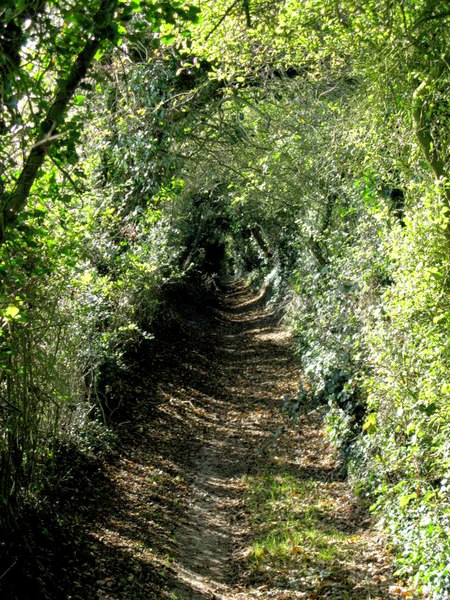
{"left": 9, "top": 282, "right": 420, "bottom": 599}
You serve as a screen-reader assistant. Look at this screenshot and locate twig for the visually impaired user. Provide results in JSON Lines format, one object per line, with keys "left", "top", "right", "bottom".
{"left": 30, "top": 130, "right": 66, "bottom": 149}
{"left": 48, "top": 155, "right": 84, "bottom": 196}
{"left": 0, "top": 559, "right": 17, "bottom": 581}
{"left": 205, "top": 0, "right": 241, "bottom": 41}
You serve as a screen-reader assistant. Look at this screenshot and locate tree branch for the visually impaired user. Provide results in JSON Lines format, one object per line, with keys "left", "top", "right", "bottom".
{"left": 412, "top": 52, "right": 450, "bottom": 204}
{"left": 205, "top": 0, "right": 241, "bottom": 41}
{"left": 0, "top": 0, "right": 118, "bottom": 239}
{"left": 243, "top": 0, "right": 252, "bottom": 28}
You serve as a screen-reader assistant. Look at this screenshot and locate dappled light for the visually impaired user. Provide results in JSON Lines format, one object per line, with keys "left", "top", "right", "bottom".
{"left": 1, "top": 1, "right": 449, "bottom": 598}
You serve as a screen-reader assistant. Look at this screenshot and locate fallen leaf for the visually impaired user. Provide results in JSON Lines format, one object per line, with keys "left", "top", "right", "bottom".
{"left": 389, "top": 585, "right": 414, "bottom": 597}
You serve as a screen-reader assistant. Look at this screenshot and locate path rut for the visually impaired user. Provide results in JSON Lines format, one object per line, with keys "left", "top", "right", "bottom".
{"left": 165, "top": 282, "right": 404, "bottom": 599}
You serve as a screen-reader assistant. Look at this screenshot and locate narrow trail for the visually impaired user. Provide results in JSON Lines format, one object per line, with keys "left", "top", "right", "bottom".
{"left": 163, "top": 283, "right": 399, "bottom": 600}
{"left": 34, "top": 282, "right": 405, "bottom": 599}
{"left": 169, "top": 282, "right": 298, "bottom": 599}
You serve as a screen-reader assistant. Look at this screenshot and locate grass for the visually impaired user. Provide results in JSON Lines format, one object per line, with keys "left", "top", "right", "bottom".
{"left": 242, "top": 469, "right": 373, "bottom": 595}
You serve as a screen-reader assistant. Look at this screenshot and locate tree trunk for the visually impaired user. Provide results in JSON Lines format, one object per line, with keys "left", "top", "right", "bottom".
{"left": 251, "top": 225, "right": 274, "bottom": 259}
{"left": 0, "top": 0, "right": 118, "bottom": 240}
{"left": 412, "top": 53, "right": 450, "bottom": 206}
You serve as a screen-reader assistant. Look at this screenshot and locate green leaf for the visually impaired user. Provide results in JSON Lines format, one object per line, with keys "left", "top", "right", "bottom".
{"left": 74, "top": 94, "right": 85, "bottom": 106}
{"left": 399, "top": 493, "right": 417, "bottom": 508}
{"left": 4, "top": 305, "right": 20, "bottom": 319}
{"left": 433, "top": 312, "right": 447, "bottom": 324}
{"left": 161, "top": 34, "right": 176, "bottom": 44}
{"left": 363, "top": 412, "right": 377, "bottom": 433}
{"left": 418, "top": 402, "right": 437, "bottom": 416}
{"left": 184, "top": 5, "right": 201, "bottom": 23}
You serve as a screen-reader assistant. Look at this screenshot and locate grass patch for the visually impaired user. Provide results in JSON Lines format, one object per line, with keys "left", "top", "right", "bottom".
{"left": 242, "top": 469, "right": 379, "bottom": 596}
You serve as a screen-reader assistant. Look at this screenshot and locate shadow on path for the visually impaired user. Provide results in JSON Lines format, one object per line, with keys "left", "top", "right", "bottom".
{"left": 2, "top": 281, "right": 402, "bottom": 599}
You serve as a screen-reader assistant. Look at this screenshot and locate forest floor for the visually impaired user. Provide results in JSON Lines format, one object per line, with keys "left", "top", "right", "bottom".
{"left": 4, "top": 282, "right": 417, "bottom": 599}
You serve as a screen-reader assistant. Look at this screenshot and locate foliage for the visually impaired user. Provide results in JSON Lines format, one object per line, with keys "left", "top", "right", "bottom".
{"left": 1, "top": 0, "right": 450, "bottom": 596}
{"left": 0, "top": 1, "right": 199, "bottom": 519}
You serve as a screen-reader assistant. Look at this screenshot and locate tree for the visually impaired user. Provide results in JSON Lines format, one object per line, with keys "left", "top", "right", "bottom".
{"left": 0, "top": 0, "right": 200, "bottom": 238}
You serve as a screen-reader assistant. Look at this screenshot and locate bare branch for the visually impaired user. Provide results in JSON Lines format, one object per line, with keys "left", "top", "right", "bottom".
{"left": 205, "top": 0, "right": 241, "bottom": 41}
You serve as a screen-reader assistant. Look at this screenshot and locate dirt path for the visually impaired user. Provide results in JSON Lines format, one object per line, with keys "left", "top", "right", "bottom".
{"left": 168, "top": 282, "right": 298, "bottom": 599}
{"left": 162, "top": 282, "right": 402, "bottom": 599}
{"left": 9, "top": 282, "right": 409, "bottom": 599}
